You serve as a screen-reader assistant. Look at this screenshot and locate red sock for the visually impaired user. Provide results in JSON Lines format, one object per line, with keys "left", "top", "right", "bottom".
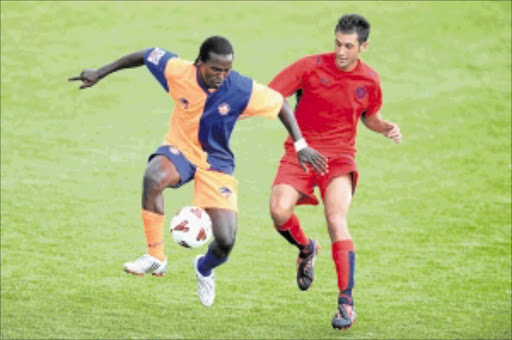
{"left": 331, "top": 239, "right": 355, "bottom": 303}
{"left": 274, "top": 214, "right": 309, "bottom": 250}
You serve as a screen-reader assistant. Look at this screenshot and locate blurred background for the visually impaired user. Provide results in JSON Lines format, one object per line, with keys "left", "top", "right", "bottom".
{"left": 1, "top": 1, "right": 511, "bottom": 339}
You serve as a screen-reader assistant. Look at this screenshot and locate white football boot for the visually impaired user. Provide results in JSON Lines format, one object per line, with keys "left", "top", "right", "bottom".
{"left": 194, "top": 255, "right": 215, "bottom": 307}
{"left": 123, "top": 254, "right": 167, "bottom": 277}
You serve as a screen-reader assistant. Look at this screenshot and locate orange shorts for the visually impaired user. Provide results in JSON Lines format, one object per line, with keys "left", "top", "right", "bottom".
{"left": 149, "top": 145, "right": 238, "bottom": 212}
{"left": 194, "top": 167, "right": 238, "bottom": 212}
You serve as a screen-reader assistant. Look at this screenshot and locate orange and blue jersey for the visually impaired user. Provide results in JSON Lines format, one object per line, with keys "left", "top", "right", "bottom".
{"left": 144, "top": 47, "right": 283, "bottom": 175}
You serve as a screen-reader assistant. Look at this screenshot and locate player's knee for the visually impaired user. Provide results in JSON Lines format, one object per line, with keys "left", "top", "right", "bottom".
{"left": 143, "top": 157, "right": 180, "bottom": 192}
{"left": 325, "top": 212, "right": 347, "bottom": 230}
{"left": 269, "top": 199, "right": 293, "bottom": 226}
{"left": 143, "top": 168, "right": 166, "bottom": 193}
{"left": 213, "top": 232, "right": 236, "bottom": 257}
{"left": 217, "top": 238, "right": 236, "bottom": 257}
{"left": 143, "top": 163, "right": 177, "bottom": 193}
{"left": 326, "top": 213, "right": 351, "bottom": 241}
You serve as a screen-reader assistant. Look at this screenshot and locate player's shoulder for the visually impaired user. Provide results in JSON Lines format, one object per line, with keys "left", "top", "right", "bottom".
{"left": 357, "top": 61, "right": 380, "bottom": 83}
{"left": 145, "top": 47, "right": 177, "bottom": 63}
{"left": 226, "top": 70, "right": 254, "bottom": 93}
{"left": 295, "top": 52, "right": 333, "bottom": 67}
{"left": 167, "top": 57, "right": 193, "bottom": 69}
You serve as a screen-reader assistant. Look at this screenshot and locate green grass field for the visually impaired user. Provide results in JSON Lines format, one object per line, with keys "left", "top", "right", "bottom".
{"left": 1, "top": 1, "right": 511, "bottom": 339}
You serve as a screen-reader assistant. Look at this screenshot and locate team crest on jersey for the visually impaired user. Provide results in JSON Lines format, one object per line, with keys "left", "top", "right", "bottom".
{"left": 147, "top": 48, "right": 165, "bottom": 65}
{"left": 218, "top": 187, "right": 232, "bottom": 198}
{"left": 218, "top": 102, "right": 230, "bottom": 116}
{"left": 355, "top": 86, "right": 367, "bottom": 100}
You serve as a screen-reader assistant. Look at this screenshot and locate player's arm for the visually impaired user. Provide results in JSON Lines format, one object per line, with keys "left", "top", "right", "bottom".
{"left": 268, "top": 58, "right": 307, "bottom": 98}
{"left": 68, "top": 49, "right": 150, "bottom": 90}
{"left": 361, "top": 112, "right": 402, "bottom": 143}
{"left": 278, "top": 100, "right": 328, "bottom": 174}
{"left": 270, "top": 58, "right": 329, "bottom": 173}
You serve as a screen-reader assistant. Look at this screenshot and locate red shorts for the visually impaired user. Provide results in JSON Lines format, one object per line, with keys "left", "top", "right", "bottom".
{"left": 273, "top": 153, "right": 358, "bottom": 206}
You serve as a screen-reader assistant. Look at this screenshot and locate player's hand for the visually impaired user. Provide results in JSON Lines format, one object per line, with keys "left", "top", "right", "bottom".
{"left": 297, "top": 147, "right": 328, "bottom": 175}
{"left": 68, "top": 68, "right": 102, "bottom": 90}
{"left": 383, "top": 123, "right": 402, "bottom": 143}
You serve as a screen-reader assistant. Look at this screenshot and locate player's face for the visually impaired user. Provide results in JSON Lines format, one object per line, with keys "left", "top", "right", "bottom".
{"left": 334, "top": 31, "right": 368, "bottom": 71}
{"left": 200, "top": 52, "right": 233, "bottom": 89}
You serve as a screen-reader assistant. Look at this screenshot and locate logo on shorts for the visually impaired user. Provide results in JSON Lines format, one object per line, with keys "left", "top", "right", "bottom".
{"left": 179, "top": 97, "right": 189, "bottom": 109}
{"left": 169, "top": 146, "right": 180, "bottom": 155}
{"left": 147, "top": 48, "right": 166, "bottom": 65}
{"left": 218, "top": 187, "right": 232, "bottom": 198}
{"left": 218, "top": 102, "right": 230, "bottom": 116}
{"left": 355, "top": 86, "right": 367, "bottom": 100}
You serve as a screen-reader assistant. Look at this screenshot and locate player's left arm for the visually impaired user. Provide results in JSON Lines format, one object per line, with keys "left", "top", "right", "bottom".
{"left": 361, "top": 112, "right": 402, "bottom": 143}
{"left": 360, "top": 78, "right": 401, "bottom": 143}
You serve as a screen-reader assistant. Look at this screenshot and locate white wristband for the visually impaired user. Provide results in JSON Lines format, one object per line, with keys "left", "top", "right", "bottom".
{"left": 294, "top": 138, "right": 308, "bottom": 152}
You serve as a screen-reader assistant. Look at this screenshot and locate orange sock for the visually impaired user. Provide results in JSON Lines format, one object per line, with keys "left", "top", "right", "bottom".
{"left": 141, "top": 210, "right": 165, "bottom": 261}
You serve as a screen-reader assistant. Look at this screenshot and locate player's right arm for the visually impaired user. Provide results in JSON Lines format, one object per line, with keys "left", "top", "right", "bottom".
{"left": 362, "top": 112, "right": 402, "bottom": 143}
{"left": 268, "top": 57, "right": 309, "bottom": 98}
{"left": 68, "top": 49, "right": 150, "bottom": 89}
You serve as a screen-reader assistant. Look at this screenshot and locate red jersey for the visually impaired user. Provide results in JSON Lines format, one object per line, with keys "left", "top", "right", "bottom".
{"left": 269, "top": 52, "right": 382, "bottom": 157}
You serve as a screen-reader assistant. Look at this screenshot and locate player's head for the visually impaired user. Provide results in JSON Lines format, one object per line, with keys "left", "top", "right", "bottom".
{"left": 334, "top": 14, "right": 370, "bottom": 71}
{"left": 195, "top": 36, "right": 234, "bottom": 89}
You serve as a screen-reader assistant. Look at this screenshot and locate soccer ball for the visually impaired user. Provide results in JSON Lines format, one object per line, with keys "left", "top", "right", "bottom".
{"left": 170, "top": 206, "right": 212, "bottom": 248}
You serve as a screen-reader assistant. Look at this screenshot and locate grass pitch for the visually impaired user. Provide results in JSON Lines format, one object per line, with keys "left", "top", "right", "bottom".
{"left": 1, "top": 1, "right": 511, "bottom": 339}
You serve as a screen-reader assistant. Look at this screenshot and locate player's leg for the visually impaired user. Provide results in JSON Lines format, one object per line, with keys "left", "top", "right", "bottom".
{"left": 321, "top": 174, "right": 356, "bottom": 329}
{"left": 193, "top": 208, "right": 237, "bottom": 306}
{"left": 124, "top": 146, "right": 196, "bottom": 276}
{"left": 270, "top": 184, "right": 306, "bottom": 246}
{"left": 192, "top": 168, "right": 237, "bottom": 307}
{"left": 196, "top": 208, "right": 237, "bottom": 277}
{"left": 203, "top": 208, "right": 237, "bottom": 262}
{"left": 140, "top": 154, "right": 180, "bottom": 257}
{"left": 270, "top": 160, "right": 320, "bottom": 291}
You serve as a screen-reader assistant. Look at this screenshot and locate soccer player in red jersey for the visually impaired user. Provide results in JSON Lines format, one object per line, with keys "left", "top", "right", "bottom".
{"left": 69, "top": 36, "right": 327, "bottom": 307}
{"left": 268, "top": 14, "right": 402, "bottom": 329}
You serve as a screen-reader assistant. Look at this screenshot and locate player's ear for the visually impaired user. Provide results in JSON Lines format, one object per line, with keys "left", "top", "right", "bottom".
{"left": 360, "top": 41, "right": 369, "bottom": 52}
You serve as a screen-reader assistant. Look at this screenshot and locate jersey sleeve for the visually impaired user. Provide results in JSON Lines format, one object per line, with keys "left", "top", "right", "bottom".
{"left": 365, "top": 81, "right": 383, "bottom": 117}
{"left": 268, "top": 57, "right": 310, "bottom": 97}
{"left": 144, "top": 47, "right": 178, "bottom": 92}
{"left": 239, "top": 81, "right": 284, "bottom": 120}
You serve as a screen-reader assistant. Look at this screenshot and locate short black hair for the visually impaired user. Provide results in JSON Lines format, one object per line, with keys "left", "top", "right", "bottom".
{"left": 196, "top": 36, "right": 234, "bottom": 64}
{"left": 335, "top": 14, "right": 371, "bottom": 44}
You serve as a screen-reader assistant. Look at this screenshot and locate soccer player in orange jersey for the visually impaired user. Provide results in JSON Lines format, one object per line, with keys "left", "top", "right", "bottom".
{"left": 69, "top": 36, "right": 327, "bottom": 307}
{"left": 268, "top": 15, "right": 402, "bottom": 329}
